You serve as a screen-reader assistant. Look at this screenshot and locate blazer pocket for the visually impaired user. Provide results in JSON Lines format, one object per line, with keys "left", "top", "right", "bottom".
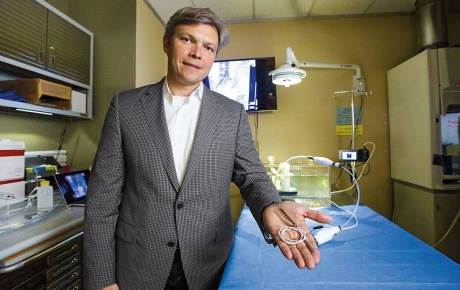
{"left": 116, "top": 219, "right": 138, "bottom": 245}
{"left": 215, "top": 218, "right": 233, "bottom": 243}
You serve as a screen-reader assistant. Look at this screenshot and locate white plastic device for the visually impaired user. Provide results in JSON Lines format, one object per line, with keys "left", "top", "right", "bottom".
{"left": 313, "top": 226, "right": 341, "bottom": 245}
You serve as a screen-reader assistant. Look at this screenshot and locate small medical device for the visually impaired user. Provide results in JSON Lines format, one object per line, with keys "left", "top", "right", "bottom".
{"left": 339, "top": 149, "right": 370, "bottom": 162}
{"left": 339, "top": 150, "right": 358, "bottom": 161}
{"left": 312, "top": 226, "right": 341, "bottom": 245}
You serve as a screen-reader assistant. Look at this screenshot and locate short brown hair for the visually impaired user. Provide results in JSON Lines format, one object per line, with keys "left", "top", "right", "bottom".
{"left": 165, "top": 7, "right": 230, "bottom": 53}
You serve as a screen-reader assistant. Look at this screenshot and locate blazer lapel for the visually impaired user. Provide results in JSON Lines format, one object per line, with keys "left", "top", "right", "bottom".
{"left": 140, "top": 80, "right": 180, "bottom": 192}
{"left": 181, "top": 87, "right": 221, "bottom": 191}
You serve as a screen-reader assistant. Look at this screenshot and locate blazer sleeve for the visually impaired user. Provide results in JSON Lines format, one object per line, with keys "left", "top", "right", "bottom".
{"left": 83, "top": 93, "right": 125, "bottom": 289}
{"left": 231, "top": 105, "right": 282, "bottom": 243}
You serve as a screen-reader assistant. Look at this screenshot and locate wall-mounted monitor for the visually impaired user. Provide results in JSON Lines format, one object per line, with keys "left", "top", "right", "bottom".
{"left": 204, "top": 57, "right": 277, "bottom": 112}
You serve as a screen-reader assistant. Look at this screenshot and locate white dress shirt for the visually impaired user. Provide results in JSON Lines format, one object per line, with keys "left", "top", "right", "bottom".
{"left": 163, "top": 81, "right": 203, "bottom": 185}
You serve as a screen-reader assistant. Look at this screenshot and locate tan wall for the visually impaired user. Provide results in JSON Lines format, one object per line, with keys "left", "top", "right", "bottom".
{"left": 222, "top": 16, "right": 418, "bottom": 219}
{"left": 63, "top": 0, "right": 138, "bottom": 169}
{"left": 135, "top": 0, "right": 167, "bottom": 88}
{"left": 64, "top": 0, "right": 166, "bottom": 168}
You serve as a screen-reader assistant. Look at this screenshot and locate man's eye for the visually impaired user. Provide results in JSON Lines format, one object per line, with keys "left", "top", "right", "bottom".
{"left": 205, "top": 46, "right": 215, "bottom": 52}
{"left": 183, "top": 37, "right": 191, "bottom": 42}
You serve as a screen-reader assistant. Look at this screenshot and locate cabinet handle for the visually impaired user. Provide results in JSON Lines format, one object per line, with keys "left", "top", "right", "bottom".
{"left": 49, "top": 46, "right": 55, "bottom": 67}
{"left": 50, "top": 53, "right": 55, "bottom": 67}
{"left": 38, "top": 48, "right": 44, "bottom": 63}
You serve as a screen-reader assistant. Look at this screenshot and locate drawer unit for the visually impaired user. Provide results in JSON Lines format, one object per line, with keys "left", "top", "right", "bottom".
{"left": 0, "top": 232, "right": 83, "bottom": 290}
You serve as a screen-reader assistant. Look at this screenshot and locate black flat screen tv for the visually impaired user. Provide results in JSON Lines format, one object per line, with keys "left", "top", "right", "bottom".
{"left": 203, "top": 57, "right": 277, "bottom": 112}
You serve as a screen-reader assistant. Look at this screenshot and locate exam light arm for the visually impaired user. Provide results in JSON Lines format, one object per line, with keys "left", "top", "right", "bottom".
{"left": 289, "top": 47, "right": 362, "bottom": 78}
{"left": 271, "top": 47, "right": 366, "bottom": 93}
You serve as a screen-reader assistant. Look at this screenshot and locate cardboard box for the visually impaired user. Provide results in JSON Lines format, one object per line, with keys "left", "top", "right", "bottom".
{"left": 0, "top": 78, "right": 71, "bottom": 110}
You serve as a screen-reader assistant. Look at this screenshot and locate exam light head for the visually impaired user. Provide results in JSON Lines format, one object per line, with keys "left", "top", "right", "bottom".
{"left": 268, "top": 64, "right": 306, "bottom": 87}
{"left": 269, "top": 47, "right": 370, "bottom": 95}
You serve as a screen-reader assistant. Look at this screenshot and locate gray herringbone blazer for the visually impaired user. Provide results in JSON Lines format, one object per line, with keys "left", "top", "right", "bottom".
{"left": 83, "top": 78, "right": 281, "bottom": 290}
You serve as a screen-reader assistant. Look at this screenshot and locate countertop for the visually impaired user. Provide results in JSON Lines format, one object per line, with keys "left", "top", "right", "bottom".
{"left": 0, "top": 195, "right": 84, "bottom": 269}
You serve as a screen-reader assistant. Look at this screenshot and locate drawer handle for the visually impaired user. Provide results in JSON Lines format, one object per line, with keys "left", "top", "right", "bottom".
{"left": 48, "top": 256, "right": 80, "bottom": 278}
{"left": 71, "top": 271, "right": 79, "bottom": 278}
{"left": 52, "top": 243, "right": 79, "bottom": 261}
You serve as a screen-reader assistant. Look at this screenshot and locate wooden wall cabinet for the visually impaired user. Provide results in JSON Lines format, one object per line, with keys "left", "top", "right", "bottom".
{"left": 0, "top": 0, "right": 94, "bottom": 119}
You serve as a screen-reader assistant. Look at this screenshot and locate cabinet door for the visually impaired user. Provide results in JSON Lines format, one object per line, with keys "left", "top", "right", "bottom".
{"left": 47, "top": 10, "right": 91, "bottom": 85}
{"left": 0, "top": 0, "right": 48, "bottom": 69}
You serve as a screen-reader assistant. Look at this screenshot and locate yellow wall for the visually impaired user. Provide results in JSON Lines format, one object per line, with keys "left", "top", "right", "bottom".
{"left": 223, "top": 16, "right": 418, "bottom": 219}
{"left": 135, "top": 0, "right": 167, "bottom": 87}
{"left": 0, "top": 2, "right": 459, "bottom": 222}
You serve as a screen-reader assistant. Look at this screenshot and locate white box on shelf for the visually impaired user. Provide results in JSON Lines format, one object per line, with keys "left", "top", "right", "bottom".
{"left": 0, "top": 140, "right": 25, "bottom": 182}
{"left": 71, "top": 90, "right": 87, "bottom": 114}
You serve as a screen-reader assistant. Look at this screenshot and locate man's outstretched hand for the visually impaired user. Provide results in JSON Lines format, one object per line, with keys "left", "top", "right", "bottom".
{"left": 262, "top": 201, "right": 332, "bottom": 269}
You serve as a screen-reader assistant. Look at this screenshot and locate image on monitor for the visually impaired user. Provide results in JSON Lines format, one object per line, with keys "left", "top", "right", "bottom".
{"left": 204, "top": 57, "right": 277, "bottom": 112}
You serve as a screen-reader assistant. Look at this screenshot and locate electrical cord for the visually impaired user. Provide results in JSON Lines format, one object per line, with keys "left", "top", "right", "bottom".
{"left": 433, "top": 208, "right": 460, "bottom": 248}
{"left": 55, "top": 119, "right": 69, "bottom": 167}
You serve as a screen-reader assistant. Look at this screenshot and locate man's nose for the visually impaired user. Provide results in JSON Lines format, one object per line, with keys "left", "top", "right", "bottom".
{"left": 190, "top": 45, "right": 202, "bottom": 59}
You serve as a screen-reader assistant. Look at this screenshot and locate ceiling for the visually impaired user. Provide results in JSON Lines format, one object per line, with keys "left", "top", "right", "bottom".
{"left": 145, "top": 0, "right": 421, "bottom": 26}
{"left": 145, "top": 0, "right": 460, "bottom": 26}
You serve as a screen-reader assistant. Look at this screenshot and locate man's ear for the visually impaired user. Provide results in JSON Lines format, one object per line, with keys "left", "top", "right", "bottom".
{"left": 163, "top": 35, "right": 170, "bottom": 53}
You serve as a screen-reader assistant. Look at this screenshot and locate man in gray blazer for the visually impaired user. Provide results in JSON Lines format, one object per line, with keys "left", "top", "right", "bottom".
{"left": 83, "top": 7, "right": 331, "bottom": 290}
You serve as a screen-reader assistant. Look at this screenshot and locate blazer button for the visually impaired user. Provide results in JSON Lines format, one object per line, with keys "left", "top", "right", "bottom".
{"left": 167, "top": 242, "right": 175, "bottom": 248}
{"left": 176, "top": 202, "right": 184, "bottom": 210}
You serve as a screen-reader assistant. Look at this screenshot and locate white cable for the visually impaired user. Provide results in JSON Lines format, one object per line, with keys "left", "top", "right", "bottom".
{"left": 331, "top": 200, "right": 359, "bottom": 230}
{"left": 278, "top": 226, "right": 307, "bottom": 245}
{"left": 336, "top": 165, "right": 360, "bottom": 229}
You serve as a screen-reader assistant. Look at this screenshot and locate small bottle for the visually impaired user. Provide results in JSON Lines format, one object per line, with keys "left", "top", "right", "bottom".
{"left": 37, "top": 180, "right": 54, "bottom": 212}
{"left": 279, "top": 162, "right": 291, "bottom": 192}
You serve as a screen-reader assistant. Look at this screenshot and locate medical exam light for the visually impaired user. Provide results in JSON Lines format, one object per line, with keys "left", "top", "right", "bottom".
{"left": 268, "top": 47, "right": 368, "bottom": 95}
{"left": 269, "top": 47, "right": 372, "bottom": 149}
{"left": 269, "top": 47, "right": 373, "bottom": 186}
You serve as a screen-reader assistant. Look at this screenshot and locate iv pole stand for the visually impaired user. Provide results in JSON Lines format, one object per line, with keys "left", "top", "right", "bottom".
{"left": 333, "top": 84, "right": 372, "bottom": 189}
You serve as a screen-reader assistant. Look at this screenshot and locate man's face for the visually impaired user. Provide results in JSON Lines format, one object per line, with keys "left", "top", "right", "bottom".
{"left": 163, "top": 24, "right": 218, "bottom": 93}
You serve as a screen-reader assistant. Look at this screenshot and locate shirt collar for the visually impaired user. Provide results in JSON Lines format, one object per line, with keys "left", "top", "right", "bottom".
{"left": 163, "top": 80, "right": 203, "bottom": 106}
